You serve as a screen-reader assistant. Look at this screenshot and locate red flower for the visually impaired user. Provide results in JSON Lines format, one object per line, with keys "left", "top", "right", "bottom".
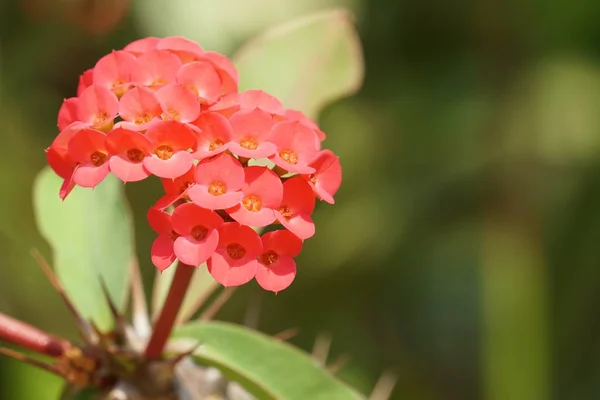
{"left": 274, "top": 177, "right": 315, "bottom": 240}
{"left": 131, "top": 49, "right": 182, "bottom": 89}
{"left": 105, "top": 128, "right": 153, "bottom": 182}
{"left": 76, "top": 84, "right": 118, "bottom": 132}
{"left": 171, "top": 203, "right": 223, "bottom": 266}
{"left": 46, "top": 123, "right": 81, "bottom": 199}
{"left": 207, "top": 222, "right": 262, "bottom": 287}
{"left": 284, "top": 109, "right": 326, "bottom": 143}
{"left": 190, "top": 112, "right": 232, "bottom": 159}
{"left": 148, "top": 207, "right": 177, "bottom": 271}
{"left": 92, "top": 50, "right": 137, "bottom": 97}
{"left": 255, "top": 230, "right": 303, "bottom": 293}
{"left": 268, "top": 120, "right": 320, "bottom": 174}
{"left": 77, "top": 69, "right": 94, "bottom": 96}
{"left": 209, "top": 90, "right": 285, "bottom": 118}
{"left": 123, "top": 37, "right": 160, "bottom": 55}
{"left": 57, "top": 98, "right": 78, "bottom": 131}
{"left": 143, "top": 121, "right": 196, "bottom": 179}
{"left": 187, "top": 153, "right": 244, "bottom": 210}
{"left": 304, "top": 150, "right": 342, "bottom": 204}
{"left": 155, "top": 164, "right": 197, "bottom": 210}
{"left": 227, "top": 166, "right": 283, "bottom": 227}
{"left": 161, "top": 164, "right": 196, "bottom": 197}
{"left": 67, "top": 128, "right": 111, "bottom": 188}
{"left": 228, "top": 109, "right": 277, "bottom": 159}
{"left": 155, "top": 83, "right": 200, "bottom": 123}
{"left": 156, "top": 36, "right": 204, "bottom": 62}
{"left": 176, "top": 61, "right": 221, "bottom": 105}
{"left": 116, "top": 86, "right": 162, "bottom": 131}
{"left": 201, "top": 51, "right": 238, "bottom": 95}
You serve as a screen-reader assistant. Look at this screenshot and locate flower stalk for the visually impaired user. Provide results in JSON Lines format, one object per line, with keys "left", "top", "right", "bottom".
{"left": 144, "top": 261, "right": 195, "bottom": 360}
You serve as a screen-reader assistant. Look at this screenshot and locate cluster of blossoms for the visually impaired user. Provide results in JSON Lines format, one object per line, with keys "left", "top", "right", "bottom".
{"left": 46, "top": 37, "right": 341, "bottom": 293}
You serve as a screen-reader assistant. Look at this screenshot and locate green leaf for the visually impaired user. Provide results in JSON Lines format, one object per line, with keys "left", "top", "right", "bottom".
{"left": 233, "top": 8, "right": 364, "bottom": 119}
{"left": 33, "top": 167, "right": 134, "bottom": 332}
{"left": 173, "top": 321, "right": 366, "bottom": 400}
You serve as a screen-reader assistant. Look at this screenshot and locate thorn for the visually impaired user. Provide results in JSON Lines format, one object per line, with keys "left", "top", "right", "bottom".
{"left": 167, "top": 341, "right": 202, "bottom": 367}
{"left": 273, "top": 327, "right": 300, "bottom": 342}
{"left": 89, "top": 321, "right": 112, "bottom": 349}
{"left": 368, "top": 370, "right": 398, "bottom": 400}
{"left": 311, "top": 332, "right": 332, "bottom": 365}
{"left": 0, "top": 346, "right": 63, "bottom": 377}
{"left": 198, "top": 287, "right": 237, "bottom": 321}
{"left": 327, "top": 354, "right": 351, "bottom": 374}
{"left": 98, "top": 276, "right": 128, "bottom": 340}
{"left": 30, "top": 249, "right": 96, "bottom": 345}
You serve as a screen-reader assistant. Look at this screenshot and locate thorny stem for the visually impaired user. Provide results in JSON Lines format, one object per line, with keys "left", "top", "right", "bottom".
{"left": 144, "top": 261, "right": 195, "bottom": 360}
{"left": 0, "top": 312, "right": 72, "bottom": 357}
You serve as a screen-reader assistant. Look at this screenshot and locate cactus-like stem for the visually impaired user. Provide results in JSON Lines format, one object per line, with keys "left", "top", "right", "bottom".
{"left": 144, "top": 261, "right": 195, "bottom": 360}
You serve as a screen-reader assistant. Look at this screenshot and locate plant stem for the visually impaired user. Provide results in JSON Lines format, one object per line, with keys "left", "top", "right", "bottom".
{"left": 144, "top": 262, "right": 195, "bottom": 360}
{"left": 0, "top": 312, "right": 71, "bottom": 357}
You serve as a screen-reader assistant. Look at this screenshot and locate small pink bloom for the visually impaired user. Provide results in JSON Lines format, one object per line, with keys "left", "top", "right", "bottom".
{"left": 284, "top": 109, "right": 326, "bottom": 142}
{"left": 57, "top": 98, "right": 79, "bottom": 131}
{"left": 147, "top": 207, "right": 177, "bottom": 271}
{"left": 227, "top": 166, "right": 283, "bottom": 227}
{"left": 155, "top": 83, "right": 200, "bottom": 123}
{"left": 188, "top": 153, "right": 244, "bottom": 210}
{"left": 171, "top": 203, "right": 223, "bottom": 266}
{"left": 209, "top": 90, "right": 285, "bottom": 118}
{"left": 201, "top": 51, "right": 239, "bottom": 95}
{"left": 67, "top": 128, "right": 111, "bottom": 188}
{"left": 228, "top": 109, "right": 277, "bottom": 159}
{"left": 304, "top": 150, "right": 342, "bottom": 204}
{"left": 77, "top": 69, "right": 94, "bottom": 96}
{"left": 156, "top": 164, "right": 197, "bottom": 209}
{"left": 190, "top": 112, "right": 232, "bottom": 159}
{"left": 143, "top": 121, "right": 196, "bottom": 179}
{"left": 274, "top": 178, "right": 316, "bottom": 240}
{"left": 269, "top": 121, "right": 320, "bottom": 174}
{"left": 207, "top": 222, "right": 262, "bottom": 287}
{"left": 117, "top": 86, "right": 162, "bottom": 131}
{"left": 176, "top": 61, "right": 221, "bottom": 104}
{"left": 105, "top": 128, "right": 153, "bottom": 182}
{"left": 255, "top": 230, "right": 303, "bottom": 293}
{"left": 156, "top": 36, "right": 204, "bottom": 63}
{"left": 161, "top": 164, "right": 196, "bottom": 196}
{"left": 123, "top": 37, "right": 160, "bottom": 55}
{"left": 92, "top": 50, "right": 138, "bottom": 97}
{"left": 131, "top": 50, "right": 182, "bottom": 89}
{"left": 76, "top": 84, "right": 119, "bottom": 132}
{"left": 46, "top": 124, "right": 82, "bottom": 199}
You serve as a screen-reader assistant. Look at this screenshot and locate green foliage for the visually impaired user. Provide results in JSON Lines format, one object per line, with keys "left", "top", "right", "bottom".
{"left": 174, "top": 321, "right": 366, "bottom": 400}
{"left": 33, "top": 167, "right": 135, "bottom": 332}
{"left": 233, "top": 8, "right": 364, "bottom": 119}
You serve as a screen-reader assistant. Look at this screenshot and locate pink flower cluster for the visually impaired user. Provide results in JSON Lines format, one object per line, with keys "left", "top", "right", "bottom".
{"left": 46, "top": 37, "right": 342, "bottom": 293}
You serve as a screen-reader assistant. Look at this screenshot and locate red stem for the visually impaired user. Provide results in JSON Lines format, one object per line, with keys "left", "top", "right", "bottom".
{"left": 0, "top": 312, "right": 71, "bottom": 357}
{"left": 144, "top": 262, "right": 195, "bottom": 360}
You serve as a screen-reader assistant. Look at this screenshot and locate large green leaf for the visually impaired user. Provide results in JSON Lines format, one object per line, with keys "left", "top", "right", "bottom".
{"left": 173, "top": 321, "right": 366, "bottom": 400}
{"left": 233, "top": 8, "right": 364, "bottom": 119}
{"left": 33, "top": 167, "right": 134, "bottom": 332}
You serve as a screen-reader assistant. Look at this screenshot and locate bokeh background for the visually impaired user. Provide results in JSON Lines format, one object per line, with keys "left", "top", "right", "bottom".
{"left": 2, "top": 0, "right": 600, "bottom": 399}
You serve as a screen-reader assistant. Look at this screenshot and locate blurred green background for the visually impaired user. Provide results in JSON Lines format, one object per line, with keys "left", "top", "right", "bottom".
{"left": 2, "top": 0, "right": 600, "bottom": 399}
